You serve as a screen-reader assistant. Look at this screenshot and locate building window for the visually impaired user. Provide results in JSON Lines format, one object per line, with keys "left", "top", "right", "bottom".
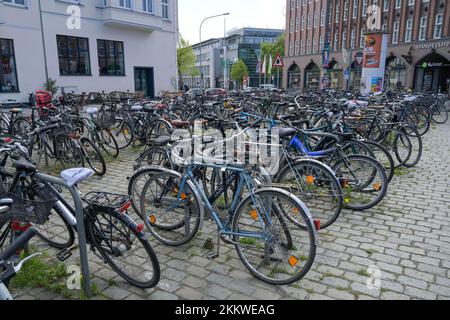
{"left": 307, "top": 13, "right": 311, "bottom": 29}
{"left": 119, "top": 0, "right": 132, "bottom": 9}
{"left": 334, "top": 33, "right": 338, "bottom": 51}
{"left": 342, "top": 31, "right": 347, "bottom": 49}
{"left": 301, "top": 40, "right": 305, "bottom": 54}
{"left": 306, "top": 39, "right": 310, "bottom": 54}
{"left": 162, "top": 0, "right": 169, "bottom": 19}
{"left": 343, "top": 1, "right": 348, "bottom": 21}
{"left": 314, "top": 12, "right": 318, "bottom": 28}
{"left": 419, "top": 16, "right": 427, "bottom": 41}
{"left": 382, "top": 23, "right": 387, "bottom": 31}
{"left": 353, "top": 0, "right": 358, "bottom": 18}
{"left": 301, "top": 15, "right": 305, "bottom": 30}
{"left": 395, "top": 0, "right": 401, "bottom": 9}
{"left": 408, "top": 0, "right": 414, "bottom": 5}
{"left": 392, "top": 21, "right": 399, "bottom": 44}
{"left": 335, "top": 3, "right": 340, "bottom": 23}
{"left": 296, "top": 17, "right": 300, "bottom": 32}
{"left": 290, "top": 18, "right": 294, "bottom": 33}
{"left": 319, "top": 35, "right": 324, "bottom": 51}
{"left": 362, "top": 0, "right": 367, "bottom": 16}
{"left": 351, "top": 29, "right": 356, "bottom": 48}
{"left": 0, "top": 39, "right": 19, "bottom": 93}
{"left": 434, "top": 14, "right": 443, "bottom": 39}
{"left": 57, "top": 35, "right": 91, "bottom": 76}
{"left": 143, "top": 0, "right": 153, "bottom": 13}
{"left": 321, "top": 9, "right": 325, "bottom": 26}
{"left": 3, "top": 0, "right": 27, "bottom": 5}
{"left": 313, "top": 39, "right": 317, "bottom": 53}
{"left": 295, "top": 40, "right": 299, "bottom": 55}
{"left": 291, "top": 0, "right": 295, "bottom": 10}
{"left": 405, "top": 19, "right": 412, "bottom": 42}
{"left": 360, "top": 28, "right": 365, "bottom": 48}
{"left": 97, "top": 40, "right": 125, "bottom": 76}
{"left": 289, "top": 41, "right": 294, "bottom": 56}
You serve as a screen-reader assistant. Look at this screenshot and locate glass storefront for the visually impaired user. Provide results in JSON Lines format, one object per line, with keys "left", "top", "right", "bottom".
{"left": 328, "top": 61, "right": 343, "bottom": 89}
{"left": 414, "top": 53, "right": 450, "bottom": 93}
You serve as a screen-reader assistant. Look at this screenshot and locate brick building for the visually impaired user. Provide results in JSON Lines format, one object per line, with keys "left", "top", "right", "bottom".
{"left": 283, "top": 0, "right": 450, "bottom": 92}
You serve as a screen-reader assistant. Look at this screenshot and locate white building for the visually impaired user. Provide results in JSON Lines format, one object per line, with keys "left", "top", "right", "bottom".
{"left": 0, "top": 0, "right": 178, "bottom": 103}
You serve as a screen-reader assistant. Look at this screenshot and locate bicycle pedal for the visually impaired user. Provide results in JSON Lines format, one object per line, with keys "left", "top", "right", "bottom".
{"left": 56, "top": 249, "right": 72, "bottom": 262}
{"left": 206, "top": 252, "right": 220, "bottom": 260}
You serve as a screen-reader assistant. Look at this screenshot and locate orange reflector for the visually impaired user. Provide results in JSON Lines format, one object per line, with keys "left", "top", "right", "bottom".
{"left": 181, "top": 193, "right": 187, "bottom": 200}
{"left": 306, "top": 175, "right": 315, "bottom": 185}
{"left": 250, "top": 209, "right": 259, "bottom": 220}
{"left": 293, "top": 208, "right": 300, "bottom": 215}
{"left": 123, "top": 129, "right": 129, "bottom": 135}
{"left": 149, "top": 215, "right": 156, "bottom": 224}
{"left": 289, "top": 256, "right": 299, "bottom": 267}
{"left": 373, "top": 183, "right": 382, "bottom": 191}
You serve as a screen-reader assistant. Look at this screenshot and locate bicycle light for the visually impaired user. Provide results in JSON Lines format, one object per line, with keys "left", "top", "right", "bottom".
{"left": 314, "top": 219, "right": 321, "bottom": 231}
{"left": 120, "top": 201, "right": 131, "bottom": 213}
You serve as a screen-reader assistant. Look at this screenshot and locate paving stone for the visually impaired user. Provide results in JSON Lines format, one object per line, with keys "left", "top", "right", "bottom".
{"left": 404, "top": 286, "right": 437, "bottom": 300}
{"left": 327, "top": 288, "right": 355, "bottom": 300}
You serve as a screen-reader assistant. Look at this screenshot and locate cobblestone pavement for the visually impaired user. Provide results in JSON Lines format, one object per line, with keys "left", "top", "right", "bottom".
{"left": 13, "top": 117, "right": 450, "bottom": 301}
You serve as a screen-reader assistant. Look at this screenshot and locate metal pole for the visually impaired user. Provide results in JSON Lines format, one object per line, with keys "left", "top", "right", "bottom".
{"left": 34, "top": 173, "right": 92, "bottom": 298}
{"left": 199, "top": 13, "right": 230, "bottom": 90}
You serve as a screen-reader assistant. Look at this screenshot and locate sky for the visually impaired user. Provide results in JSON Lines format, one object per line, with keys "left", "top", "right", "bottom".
{"left": 178, "top": 0, "right": 286, "bottom": 45}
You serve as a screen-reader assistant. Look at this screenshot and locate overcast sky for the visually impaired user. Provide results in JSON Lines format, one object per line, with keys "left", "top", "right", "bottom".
{"left": 178, "top": 0, "right": 286, "bottom": 45}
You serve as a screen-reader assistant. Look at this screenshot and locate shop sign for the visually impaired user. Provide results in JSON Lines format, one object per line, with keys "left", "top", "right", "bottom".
{"left": 416, "top": 41, "right": 450, "bottom": 50}
{"left": 322, "top": 45, "right": 331, "bottom": 68}
{"left": 422, "top": 62, "right": 443, "bottom": 68}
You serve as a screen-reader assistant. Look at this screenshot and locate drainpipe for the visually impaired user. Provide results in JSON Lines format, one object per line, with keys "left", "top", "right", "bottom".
{"left": 38, "top": 0, "right": 49, "bottom": 83}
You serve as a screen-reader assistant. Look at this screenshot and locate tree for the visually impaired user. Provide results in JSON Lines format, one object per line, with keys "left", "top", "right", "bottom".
{"left": 260, "top": 34, "right": 285, "bottom": 74}
{"left": 177, "top": 35, "right": 198, "bottom": 91}
{"left": 230, "top": 59, "right": 249, "bottom": 90}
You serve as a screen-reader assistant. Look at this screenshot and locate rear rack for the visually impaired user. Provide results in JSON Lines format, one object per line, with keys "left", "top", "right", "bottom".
{"left": 83, "top": 192, "right": 130, "bottom": 211}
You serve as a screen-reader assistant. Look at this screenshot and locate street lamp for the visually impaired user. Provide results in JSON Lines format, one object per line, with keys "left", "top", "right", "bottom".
{"left": 199, "top": 12, "right": 230, "bottom": 89}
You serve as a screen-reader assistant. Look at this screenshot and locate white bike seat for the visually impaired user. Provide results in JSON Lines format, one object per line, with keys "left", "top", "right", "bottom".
{"left": 131, "top": 105, "right": 143, "bottom": 111}
{"left": 61, "top": 168, "right": 94, "bottom": 187}
{"left": 87, "top": 107, "right": 98, "bottom": 115}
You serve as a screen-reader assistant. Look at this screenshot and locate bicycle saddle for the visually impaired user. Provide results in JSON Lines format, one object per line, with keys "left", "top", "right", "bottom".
{"left": 149, "top": 136, "right": 173, "bottom": 146}
{"left": 61, "top": 168, "right": 94, "bottom": 187}
{"left": 131, "top": 105, "right": 143, "bottom": 111}
{"left": 279, "top": 128, "right": 297, "bottom": 138}
{"left": 9, "top": 108, "right": 23, "bottom": 114}
{"left": 171, "top": 120, "right": 190, "bottom": 128}
{"left": 12, "top": 158, "right": 37, "bottom": 173}
{"left": 87, "top": 107, "right": 98, "bottom": 115}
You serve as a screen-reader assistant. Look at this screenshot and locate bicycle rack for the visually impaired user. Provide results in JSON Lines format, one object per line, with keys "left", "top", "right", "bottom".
{"left": 34, "top": 173, "right": 92, "bottom": 298}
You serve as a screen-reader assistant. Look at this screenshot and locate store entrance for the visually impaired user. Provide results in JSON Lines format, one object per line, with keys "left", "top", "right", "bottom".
{"left": 414, "top": 53, "right": 450, "bottom": 93}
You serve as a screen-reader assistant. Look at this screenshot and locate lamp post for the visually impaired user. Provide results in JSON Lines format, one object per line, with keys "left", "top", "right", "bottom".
{"left": 199, "top": 13, "right": 230, "bottom": 89}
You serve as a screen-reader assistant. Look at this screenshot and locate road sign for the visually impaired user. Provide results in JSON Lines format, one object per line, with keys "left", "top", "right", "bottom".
{"left": 344, "top": 68, "right": 350, "bottom": 80}
{"left": 272, "top": 54, "right": 284, "bottom": 68}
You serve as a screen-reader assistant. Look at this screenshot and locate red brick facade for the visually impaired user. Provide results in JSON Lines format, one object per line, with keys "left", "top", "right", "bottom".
{"left": 283, "top": 0, "right": 450, "bottom": 91}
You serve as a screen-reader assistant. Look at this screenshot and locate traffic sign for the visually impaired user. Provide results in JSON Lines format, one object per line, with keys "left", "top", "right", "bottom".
{"left": 272, "top": 54, "right": 284, "bottom": 68}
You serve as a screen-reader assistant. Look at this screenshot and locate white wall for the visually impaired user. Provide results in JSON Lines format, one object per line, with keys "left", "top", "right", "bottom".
{"left": 0, "top": 0, "right": 178, "bottom": 103}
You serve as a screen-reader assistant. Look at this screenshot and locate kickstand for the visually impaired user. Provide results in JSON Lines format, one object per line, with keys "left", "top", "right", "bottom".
{"left": 206, "top": 231, "right": 221, "bottom": 260}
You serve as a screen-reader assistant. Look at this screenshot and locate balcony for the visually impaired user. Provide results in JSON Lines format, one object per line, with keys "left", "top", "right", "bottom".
{"left": 98, "top": 0, "right": 163, "bottom": 32}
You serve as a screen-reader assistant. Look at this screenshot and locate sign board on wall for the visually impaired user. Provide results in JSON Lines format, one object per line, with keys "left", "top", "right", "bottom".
{"left": 361, "top": 32, "right": 388, "bottom": 94}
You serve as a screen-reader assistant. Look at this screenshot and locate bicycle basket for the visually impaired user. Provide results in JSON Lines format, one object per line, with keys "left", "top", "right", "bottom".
{"left": 0, "top": 187, "right": 58, "bottom": 225}
{"left": 97, "top": 110, "right": 116, "bottom": 129}
{"left": 83, "top": 192, "right": 130, "bottom": 211}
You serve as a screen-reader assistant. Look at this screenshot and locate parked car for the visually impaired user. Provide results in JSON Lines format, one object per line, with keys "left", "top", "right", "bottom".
{"left": 205, "top": 88, "right": 227, "bottom": 96}
{"left": 186, "top": 88, "right": 204, "bottom": 97}
{"left": 259, "top": 84, "right": 282, "bottom": 92}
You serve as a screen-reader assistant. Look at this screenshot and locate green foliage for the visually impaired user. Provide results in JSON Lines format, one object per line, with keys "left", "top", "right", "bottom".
{"left": 177, "top": 35, "right": 198, "bottom": 78}
{"left": 44, "top": 78, "right": 59, "bottom": 96}
{"left": 230, "top": 59, "right": 249, "bottom": 88}
{"left": 260, "top": 34, "right": 285, "bottom": 74}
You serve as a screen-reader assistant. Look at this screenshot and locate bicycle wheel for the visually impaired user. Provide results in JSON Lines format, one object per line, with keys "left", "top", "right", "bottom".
{"left": 376, "top": 128, "right": 412, "bottom": 168}
{"left": 431, "top": 103, "right": 449, "bottom": 124}
{"left": 232, "top": 188, "right": 316, "bottom": 285}
{"left": 145, "top": 119, "right": 173, "bottom": 142}
{"left": 87, "top": 209, "right": 160, "bottom": 288}
{"left": 34, "top": 205, "right": 75, "bottom": 250}
{"left": 134, "top": 146, "right": 172, "bottom": 171}
{"left": 275, "top": 159, "right": 343, "bottom": 230}
{"left": 81, "top": 138, "right": 106, "bottom": 176}
{"left": 333, "top": 155, "right": 388, "bottom": 211}
{"left": 136, "top": 168, "right": 202, "bottom": 246}
{"left": 96, "top": 129, "right": 119, "bottom": 158}
{"left": 12, "top": 118, "right": 32, "bottom": 139}
{"left": 363, "top": 140, "right": 395, "bottom": 183}
{"left": 401, "top": 126, "right": 423, "bottom": 168}
{"left": 111, "top": 118, "right": 134, "bottom": 150}
{"left": 0, "top": 221, "right": 12, "bottom": 252}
